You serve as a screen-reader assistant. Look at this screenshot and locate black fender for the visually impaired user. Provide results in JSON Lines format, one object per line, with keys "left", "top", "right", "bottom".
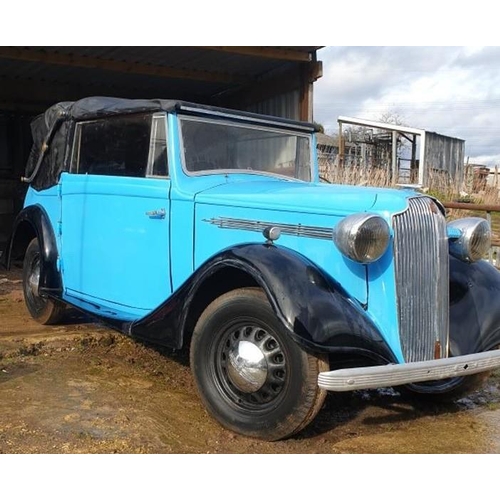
{"left": 2, "top": 204, "right": 62, "bottom": 295}
{"left": 129, "top": 244, "right": 397, "bottom": 364}
{"left": 450, "top": 255, "right": 500, "bottom": 355}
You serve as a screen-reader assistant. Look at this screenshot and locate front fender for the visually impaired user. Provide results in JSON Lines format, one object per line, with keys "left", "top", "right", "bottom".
{"left": 129, "top": 244, "right": 397, "bottom": 363}
{"left": 2, "top": 204, "right": 62, "bottom": 294}
{"left": 450, "top": 256, "right": 500, "bottom": 354}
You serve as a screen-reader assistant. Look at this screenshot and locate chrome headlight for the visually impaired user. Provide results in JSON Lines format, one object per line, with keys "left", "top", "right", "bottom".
{"left": 448, "top": 217, "right": 491, "bottom": 263}
{"left": 333, "top": 213, "right": 390, "bottom": 263}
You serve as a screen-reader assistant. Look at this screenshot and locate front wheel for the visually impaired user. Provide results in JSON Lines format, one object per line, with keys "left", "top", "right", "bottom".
{"left": 401, "top": 372, "right": 490, "bottom": 402}
{"left": 190, "top": 288, "right": 328, "bottom": 441}
{"left": 22, "top": 238, "right": 65, "bottom": 325}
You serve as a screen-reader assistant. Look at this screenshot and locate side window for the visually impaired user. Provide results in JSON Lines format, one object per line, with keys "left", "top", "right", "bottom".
{"left": 71, "top": 114, "right": 153, "bottom": 177}
{"left": 147, "top": 114, "right": 168, "bottom": 177}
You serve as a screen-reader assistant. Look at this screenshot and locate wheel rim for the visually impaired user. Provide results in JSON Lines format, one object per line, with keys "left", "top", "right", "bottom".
{"left": 213, "top": 322, "right": 287, "bottom": 411}
{"left": 25, "top": 254, "right": 47, "bottom": 314}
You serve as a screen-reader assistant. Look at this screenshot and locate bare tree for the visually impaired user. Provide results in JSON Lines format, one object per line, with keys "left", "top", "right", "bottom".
{"left": 379, "top": 111, "right": 407, "bottom": 127}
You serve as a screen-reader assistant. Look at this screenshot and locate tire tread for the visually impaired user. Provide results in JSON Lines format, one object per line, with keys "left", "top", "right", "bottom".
{"left": 23, "top": 238, "right": 65, "bottom": 325}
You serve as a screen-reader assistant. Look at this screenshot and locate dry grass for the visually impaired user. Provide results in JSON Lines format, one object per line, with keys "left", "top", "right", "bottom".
{"left": 320, "top": 162, "right": 396, "bottom": 188}
{"left": 318, "top": 158, "right": 500, "bottom": 246}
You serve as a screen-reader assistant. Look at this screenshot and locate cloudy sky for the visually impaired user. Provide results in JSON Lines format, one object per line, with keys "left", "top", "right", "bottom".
{"left": 313, "top": 47, "right": 500, "bottom": 167}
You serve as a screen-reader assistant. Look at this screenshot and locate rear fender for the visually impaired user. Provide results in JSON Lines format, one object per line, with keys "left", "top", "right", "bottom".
{"left": 3, "top": 204, "right": 62, "bottom": 295}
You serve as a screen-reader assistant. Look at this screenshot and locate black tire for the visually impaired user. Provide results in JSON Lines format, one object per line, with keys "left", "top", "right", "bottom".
{"left": 190, "top": 288, "right": 328, "bottom": 441}
{"left": 401, "top": 372, "right": 490, "bottom": 403}
{"left": 22, "top": 238, "right": 65, "bottom": 325}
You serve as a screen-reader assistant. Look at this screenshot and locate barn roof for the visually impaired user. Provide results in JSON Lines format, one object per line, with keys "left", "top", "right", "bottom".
{"left": 0, "top": 46, "right": 323, "bottom": 114}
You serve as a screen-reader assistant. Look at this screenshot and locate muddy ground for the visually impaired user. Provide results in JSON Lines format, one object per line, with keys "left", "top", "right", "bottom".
{"left": 2, "top": 268, "right": 500, "bottom": 454}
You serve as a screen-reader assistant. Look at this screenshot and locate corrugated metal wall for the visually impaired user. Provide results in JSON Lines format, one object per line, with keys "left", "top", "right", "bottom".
{"left": 424, "top": 132, "right": 465, "bottom": 187}
{"left": 245, "top": 90, "right": 300, "bottom": 121}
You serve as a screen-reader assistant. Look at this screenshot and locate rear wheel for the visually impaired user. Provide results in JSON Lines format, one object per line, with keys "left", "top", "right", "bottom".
{"left": 190, "top": 288, "right": 328, "bottom": 441}
{"left": 22, "top": 238, "right": 65, "bottom": 325}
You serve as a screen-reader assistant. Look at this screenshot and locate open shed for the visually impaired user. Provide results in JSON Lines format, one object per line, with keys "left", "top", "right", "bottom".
{"left": 337, "top": 116, "right": 465, "bottom": 188}
{"left": 0, "top": 46, "right": 323, "bottom": 250}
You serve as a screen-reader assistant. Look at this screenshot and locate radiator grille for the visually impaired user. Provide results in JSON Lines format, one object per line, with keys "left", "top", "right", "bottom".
{"left": 392, "top": 197, "right": 449, "bottom": 362}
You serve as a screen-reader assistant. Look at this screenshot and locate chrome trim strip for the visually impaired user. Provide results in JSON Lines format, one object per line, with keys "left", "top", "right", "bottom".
{"left": 392, "top": 197, "right": 449, "bottom": 362}
{"left": 204, "top": 217, "right": 333, "bottom": 240}
{"left": 318, "top": 350, "right": 500, "bottom": 391}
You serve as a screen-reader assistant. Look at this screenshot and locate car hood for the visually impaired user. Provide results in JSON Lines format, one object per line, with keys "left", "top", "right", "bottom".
{"left": 194, "top": 179, "right": 418, "bottom": 216}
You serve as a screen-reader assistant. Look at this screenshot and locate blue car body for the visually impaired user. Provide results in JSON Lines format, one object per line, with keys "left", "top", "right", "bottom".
{"left": 5, "top": 97, "right": 500, "bottom": 440}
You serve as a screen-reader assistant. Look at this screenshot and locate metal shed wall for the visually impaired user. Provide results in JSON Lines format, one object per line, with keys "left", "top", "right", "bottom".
{"left": 245, "top": 90, "right": 301, "bottom": 121}
{"left": 424, "top": 132, "right": 465, "bottom": 187}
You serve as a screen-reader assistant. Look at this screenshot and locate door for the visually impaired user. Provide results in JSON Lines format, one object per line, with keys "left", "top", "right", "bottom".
{"left": 60, "top": 113, "right": 171, "bottom": 315}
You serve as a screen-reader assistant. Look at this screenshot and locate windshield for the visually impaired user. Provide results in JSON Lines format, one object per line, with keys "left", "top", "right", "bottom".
{"left": 180, "top": 116, "right": 312, "bottom": 181}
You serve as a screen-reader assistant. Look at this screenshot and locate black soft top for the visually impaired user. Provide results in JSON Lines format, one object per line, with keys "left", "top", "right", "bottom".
{"left": 27, "top": 96, "right": 318, "bottom": 190}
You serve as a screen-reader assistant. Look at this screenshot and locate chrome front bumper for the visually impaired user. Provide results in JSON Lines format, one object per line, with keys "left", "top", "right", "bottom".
{"left": 318, "top": 350, "right": 500, "bottom": 391}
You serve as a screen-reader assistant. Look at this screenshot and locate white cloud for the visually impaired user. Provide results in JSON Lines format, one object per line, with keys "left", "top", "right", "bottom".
{"left": 314, "top": 46, "right": 500, "bottom": 166}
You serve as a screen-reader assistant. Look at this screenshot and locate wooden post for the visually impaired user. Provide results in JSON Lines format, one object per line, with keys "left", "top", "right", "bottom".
{"left": 299, "top": 63, "right": 312, "bottom": 122}
{"left": 338, "top": 122, "right": 344, "bottom": 169}
{"left": 418, "top": 132, "right": 426, "bottom": 186}
{"left": 465, "top": 156, "right": 470, "bottom": 192}
{"left": 392, "top": 130, "right": 398, "bottom": 183}
{"left": 411, "top": 134, "right": 417, "bottom": 183}
{"left": 487, "top": 211, "right": 494, "bottom": 264}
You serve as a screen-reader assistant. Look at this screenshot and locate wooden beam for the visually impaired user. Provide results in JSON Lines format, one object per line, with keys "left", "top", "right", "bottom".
{"left": 309, "top": 61, "right": 323, "bottom": 82}
{"left": 400, "top": 132, "right": 415, "bottom": 143}
{"left": 201, "top": 46, "right": 313, "bottom": 62}
{"left": 0, "top": 47, "right": 248, "bottom": 85}
{"left": 299, "top": 64, "right": 310, "bottom": 121}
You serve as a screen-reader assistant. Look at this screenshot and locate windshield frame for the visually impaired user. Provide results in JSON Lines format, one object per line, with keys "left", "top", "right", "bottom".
{"left": 178, "top": 114, "right": 314, "bottom": 182}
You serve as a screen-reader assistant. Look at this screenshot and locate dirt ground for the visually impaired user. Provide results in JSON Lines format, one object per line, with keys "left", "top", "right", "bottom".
{"left": 2, "top": 268, "right": 500, "bottom": 454}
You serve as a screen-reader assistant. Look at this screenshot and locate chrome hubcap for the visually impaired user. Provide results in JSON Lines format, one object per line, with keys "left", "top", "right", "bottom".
{"left": 227, "top": 340, "right": 268, "bottom": 393}
{"left": 28, "top": 261, "right": 41, "bottom": 297}
{"left": 216, "top": 324, "right": 287, "bottom": 409}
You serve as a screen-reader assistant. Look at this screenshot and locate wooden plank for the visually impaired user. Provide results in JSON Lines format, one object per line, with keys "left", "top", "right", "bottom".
{"left": 443, "top": 201, "right": 500, "bottom": 212}
{"left": 201, "top": 46, "right": 313, "bottom": 62}
{"left": 0, "top": 47, "right": 247, "bottom": 85}
{"left": 299, "top": 80, "right": 310, "bottom": 122}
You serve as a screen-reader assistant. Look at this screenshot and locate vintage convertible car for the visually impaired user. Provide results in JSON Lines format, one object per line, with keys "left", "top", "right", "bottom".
{"left": 4, "top": 97, "right": 500, "bottom": 440}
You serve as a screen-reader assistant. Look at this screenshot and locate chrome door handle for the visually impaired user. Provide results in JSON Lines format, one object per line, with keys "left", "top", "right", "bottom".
{"left": 145, "top": 208, "right": 166, "bottom": 219}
